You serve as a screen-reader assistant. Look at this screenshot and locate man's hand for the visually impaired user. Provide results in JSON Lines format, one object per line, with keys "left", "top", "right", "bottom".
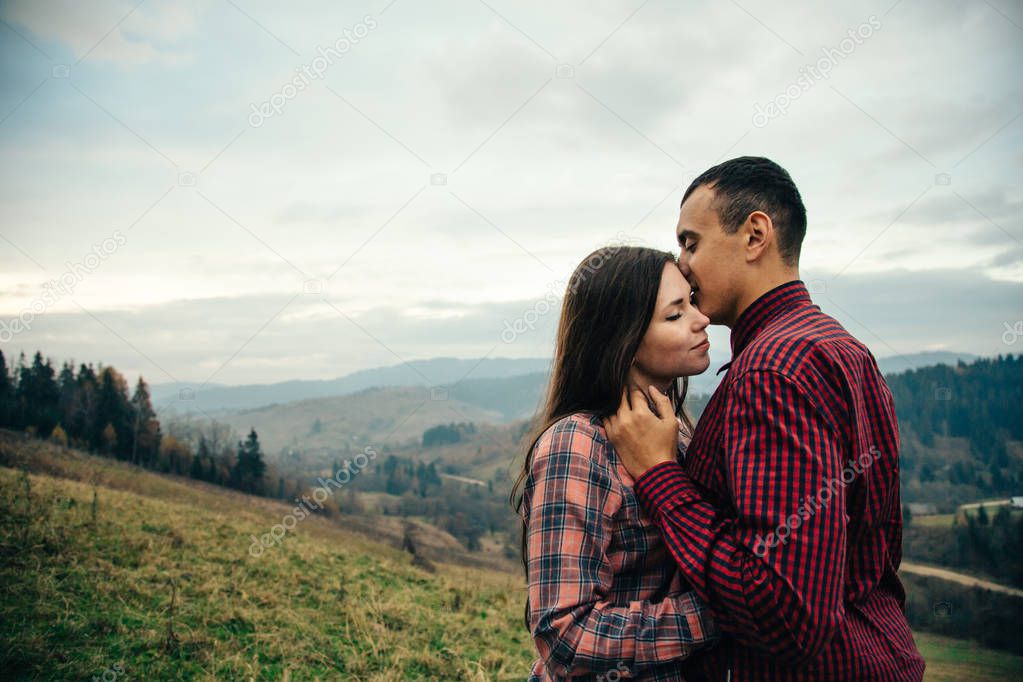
{"left": 602, "top": 386, "right": 679, "bottom": 479}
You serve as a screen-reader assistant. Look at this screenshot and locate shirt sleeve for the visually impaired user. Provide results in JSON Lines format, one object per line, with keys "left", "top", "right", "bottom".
{"left": 524, "top": 418, "right": 719, "bottom": 679}
{"left": 633, "top": 370, "right": 847, "bottom": 666}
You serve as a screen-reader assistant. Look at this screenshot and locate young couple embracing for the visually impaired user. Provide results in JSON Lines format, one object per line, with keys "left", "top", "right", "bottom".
{"left": 514, "top": 157, "right": 926, "bottom": 681}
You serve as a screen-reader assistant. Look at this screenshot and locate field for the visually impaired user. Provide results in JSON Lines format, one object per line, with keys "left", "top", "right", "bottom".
{"left": 916, "top": 633, "right": 1023, "bottom": 681}
{"left": 1, "top": 437, "right": 1021, "bottom": 680}
{"left": 912, "top": 513, "right": 956, "bottom": 528}
{"left": 0, "top": 447, "right": 532, "bottom": 680}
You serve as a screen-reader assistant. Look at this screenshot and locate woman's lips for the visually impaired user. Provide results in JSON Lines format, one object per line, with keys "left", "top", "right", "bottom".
{"left": 692, "top": 339, "right": 710, "bottom": 351}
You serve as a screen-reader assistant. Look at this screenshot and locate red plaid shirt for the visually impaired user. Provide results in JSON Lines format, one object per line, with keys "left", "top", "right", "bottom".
{"left": 634, "top": 280, "right": 926, "bottom": 681}
{"left": 522, "top": 413, "right": 719, "bottom": 681}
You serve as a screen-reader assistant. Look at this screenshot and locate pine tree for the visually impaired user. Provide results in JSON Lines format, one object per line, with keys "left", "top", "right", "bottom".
{"left": 189, "top": 448, "right": 205, "bottom": 480}
{"left": 193, "top": 435, "right": 212, "bottom": 481}
{"left": 57, "top": 362, "right": 77, "bottom": 441}
{"left": 16, "top": 351, "right": 61, "bottom": 436}
{"left": 130, "top": 376, "right": 161, "bottom": 468}
{"left": 0, "top": 350, "right": 14, "bottom": 428}
{"left": 232, "top": 428, "right": 266, "bottom": 494}
{"left": 70, "top": 364, "right": 99, "bottom": 446}
{"left": 96, "top": 367, "right": 132, "bottom": 459}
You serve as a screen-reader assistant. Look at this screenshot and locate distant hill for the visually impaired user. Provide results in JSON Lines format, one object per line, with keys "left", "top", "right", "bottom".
{"left": 214, "top": 385, "right": 508, "bottom": 457}
{"left": 197, "top": 351, "right": 987, "bottom": 471}
{"left": 878, "top": 351, "right": 978, "bottom": 376}
{"left": 152, "top": 357, "right": 551, "bottom": 415}
{"left": 153, "top": 352, "right": 978, "bottom": 421}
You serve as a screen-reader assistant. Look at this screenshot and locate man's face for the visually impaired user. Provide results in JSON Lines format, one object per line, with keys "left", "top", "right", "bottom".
{"left": 676, "top": 185, "right": 745, "bottom": 327}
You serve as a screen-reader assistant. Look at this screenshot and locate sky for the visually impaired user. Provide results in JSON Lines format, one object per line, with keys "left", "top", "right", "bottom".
{"left": 0, "top": 0, "right": 1021, "bottom": 390}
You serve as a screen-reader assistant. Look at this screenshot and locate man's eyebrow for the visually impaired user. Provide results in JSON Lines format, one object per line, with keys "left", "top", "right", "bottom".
{"left": 677, "top": 229, "right": 697, "bottom": 244}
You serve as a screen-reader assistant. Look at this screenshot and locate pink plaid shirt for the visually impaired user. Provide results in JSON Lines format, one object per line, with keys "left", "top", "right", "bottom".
{"left": 522, "top": 412, "right": 719, "bottom": 681}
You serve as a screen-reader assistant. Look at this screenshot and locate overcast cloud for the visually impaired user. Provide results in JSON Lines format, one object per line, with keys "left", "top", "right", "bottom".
{"left": 1, "top": 0, "right": 1020, "bottom": 386}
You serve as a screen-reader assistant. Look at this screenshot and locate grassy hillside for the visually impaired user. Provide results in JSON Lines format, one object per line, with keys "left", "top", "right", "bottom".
{"left": 2, "top": 436, "right": 1022, "bottom": 680}
{"left": 0, "top": 439, "right": 532, "bottom": 680}
{"left": 916, "top": 633, "right": 1023, "bottom": 681}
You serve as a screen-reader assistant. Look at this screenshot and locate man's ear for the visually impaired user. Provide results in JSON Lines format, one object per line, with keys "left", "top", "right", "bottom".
{"left": 744, "top": 210, "right": 773, "bottom": 263}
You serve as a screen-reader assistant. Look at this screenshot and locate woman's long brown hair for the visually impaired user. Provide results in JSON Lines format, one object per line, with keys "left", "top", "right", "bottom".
{"left": 510, "top": 245, "right": 695, "bottom": 586}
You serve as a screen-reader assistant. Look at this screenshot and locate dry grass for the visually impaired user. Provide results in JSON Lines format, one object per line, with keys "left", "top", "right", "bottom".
{"left": 0, "top": 435, "right": 533, "bottom": 680}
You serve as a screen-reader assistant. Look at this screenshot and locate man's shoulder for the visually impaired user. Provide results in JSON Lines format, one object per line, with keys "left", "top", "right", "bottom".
{"left": 731, "top": 306, "right": 876, "bottom": 384}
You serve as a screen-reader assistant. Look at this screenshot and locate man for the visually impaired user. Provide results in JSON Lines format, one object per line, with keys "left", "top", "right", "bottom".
{"left": 603, "top": 157, "right": 925, "bottom": 681}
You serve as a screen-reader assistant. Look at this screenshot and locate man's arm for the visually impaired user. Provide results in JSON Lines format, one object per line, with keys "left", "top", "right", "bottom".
{"left": 630, "top": 371, "right": 847, "bottom": 665}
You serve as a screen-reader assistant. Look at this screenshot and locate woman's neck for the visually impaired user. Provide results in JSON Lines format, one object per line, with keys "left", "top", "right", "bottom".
{"left": 627, "top": 366, "right": 671, "bottom": 395}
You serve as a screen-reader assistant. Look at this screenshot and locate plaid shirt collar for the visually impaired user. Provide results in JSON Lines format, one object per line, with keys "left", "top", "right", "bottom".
{"left": 717, "top": 279, "right": 812, "bottom": 375}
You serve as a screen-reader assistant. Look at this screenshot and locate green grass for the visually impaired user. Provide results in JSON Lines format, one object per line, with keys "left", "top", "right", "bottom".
{"left": 913, "top": 513, "right": 956, "bottom": 527}
{"left": 0, "top": 462, "right": 532, "bottom": 680}
{"left": 917, "top": 632, "right": 1023, "bottom": 681}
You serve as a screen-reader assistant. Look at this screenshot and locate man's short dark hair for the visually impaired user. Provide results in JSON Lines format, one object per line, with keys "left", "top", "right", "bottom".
{"left": 681, "top": 156, "right": 806, "bottom": 265}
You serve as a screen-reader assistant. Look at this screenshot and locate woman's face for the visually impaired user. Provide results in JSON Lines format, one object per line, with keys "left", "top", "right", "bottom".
{"left": 633, "top": 262, "right": 711, "bottom": 381}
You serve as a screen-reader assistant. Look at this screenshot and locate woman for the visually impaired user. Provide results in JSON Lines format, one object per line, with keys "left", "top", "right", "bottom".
{"left": 512, "top": 245, "right": 717, "bottom": 681}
